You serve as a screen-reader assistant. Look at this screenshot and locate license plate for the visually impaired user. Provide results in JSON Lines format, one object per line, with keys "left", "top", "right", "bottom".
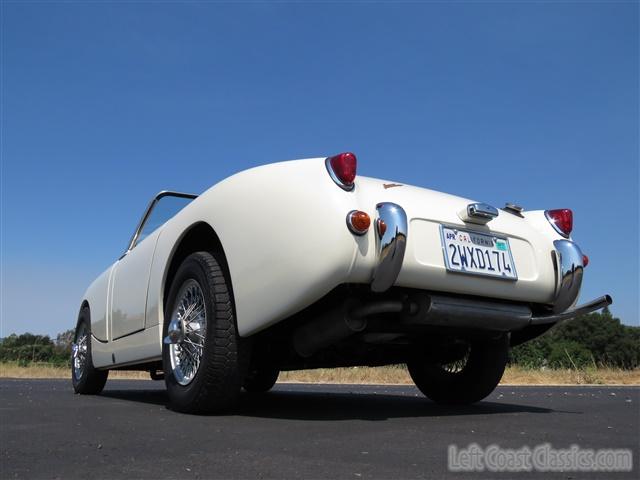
{"left": 440, "top": 226, "right": 517, "bottom": 280}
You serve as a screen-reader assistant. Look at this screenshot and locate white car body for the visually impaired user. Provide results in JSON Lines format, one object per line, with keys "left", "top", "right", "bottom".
{"left": 80, "top": 157, "right": 609, "bottom": 371}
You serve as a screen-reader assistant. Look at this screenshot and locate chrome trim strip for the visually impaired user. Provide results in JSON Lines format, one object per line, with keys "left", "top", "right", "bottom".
{"left": 552, "top": 239, "right": 584, "bottom": 313}
{"left": 325, "top": 157, "right": 355, "bottom": 191}
{"left": 125, "top": 190, "right": 198, "bottom": 254}
{"left": 371, "top": 202, "right": 407, "bottom": 292}
{"left": 531, "top": 295, "right": 612, "bottom": 325}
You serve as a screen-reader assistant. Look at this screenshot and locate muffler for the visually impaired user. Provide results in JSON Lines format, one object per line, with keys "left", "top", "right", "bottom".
{"left": 293, "top": 304, "right": 367, "bottom": 358}
{"left": 403, "top": 293, "right": 533, "bottom": 331}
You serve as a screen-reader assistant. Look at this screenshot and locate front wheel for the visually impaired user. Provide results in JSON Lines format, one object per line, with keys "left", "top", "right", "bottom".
{"left": 407, "top": 335, "right": 508, "bottom": 405}
{"left": 72, "top": 309, "right": 108, "bottom": 395}
{"left": 162, "top": 251, "right": 248, "bottom": 413}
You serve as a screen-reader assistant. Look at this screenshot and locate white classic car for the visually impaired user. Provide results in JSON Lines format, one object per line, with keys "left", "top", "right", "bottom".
{"left": 72, "top": 153, "right": 611, "bottom": 412}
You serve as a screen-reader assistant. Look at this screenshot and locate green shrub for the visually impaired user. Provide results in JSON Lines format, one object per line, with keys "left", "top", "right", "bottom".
{"left": 511, "top": 310, "right": 639, "bottom": 370}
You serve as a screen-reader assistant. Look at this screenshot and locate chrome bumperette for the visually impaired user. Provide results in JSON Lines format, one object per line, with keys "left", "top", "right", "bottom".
{"left": 371, "top": 202, "right": 407, "bottom": 293}
{"left": 552, "top": 239, "right": 584, "bottom": 313}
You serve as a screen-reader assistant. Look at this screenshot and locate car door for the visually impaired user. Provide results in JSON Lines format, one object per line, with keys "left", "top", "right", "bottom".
{"left": 109, "top": 192, "right": 197, "bottom": 340}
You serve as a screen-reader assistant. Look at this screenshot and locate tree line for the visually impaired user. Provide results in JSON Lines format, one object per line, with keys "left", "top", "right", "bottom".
{"left": 510, "top": 308, "right": 639, "bottom": 369}
{"left": 1, "top": 309, "right": 638, "bottom": 369}
{"left": 0, "top": 329, "right": 75, "bottom": 366}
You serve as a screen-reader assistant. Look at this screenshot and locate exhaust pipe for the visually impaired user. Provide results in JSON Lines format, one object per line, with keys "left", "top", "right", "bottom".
{"left": 402, "top": 294, "right": 532, "bottom": 331}
{"left": 291, "top": 293, "right": 613, "bottom": 357}
{"left": 292, "top": 299, "right": 417, "bottom": 357}
{"left": 530, "top": 295, "right": 612, "bottom": 325}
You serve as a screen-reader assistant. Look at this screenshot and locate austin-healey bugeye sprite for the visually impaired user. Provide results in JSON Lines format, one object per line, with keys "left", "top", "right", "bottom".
{"left": 71, "top": 153, "right": 611, "bottom": 413}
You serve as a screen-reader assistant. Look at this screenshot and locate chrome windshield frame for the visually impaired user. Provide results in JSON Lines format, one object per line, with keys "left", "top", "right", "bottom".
{"left": 123, "top": 191, "right": 198, "bottom": 256}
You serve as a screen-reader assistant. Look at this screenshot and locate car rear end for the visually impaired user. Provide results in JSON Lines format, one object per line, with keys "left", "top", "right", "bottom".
{"left": 245, "top": 153, "right": 612, "bottom": 405}
{"left": 321, "top": 152, "right": 611, "bottom": 336}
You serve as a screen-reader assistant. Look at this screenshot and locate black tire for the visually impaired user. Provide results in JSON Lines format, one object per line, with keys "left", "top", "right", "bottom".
{"left": 243, "top": 365, "right": 279, "bottom": 393}
{"left": 71, "top": 308, "right": 108, "bottom": 395}
{"left": 163, "top": 251, "right": 248, "bottom": 413}
{"left": 407, "top": 335, "right": 508, "bottom": 405}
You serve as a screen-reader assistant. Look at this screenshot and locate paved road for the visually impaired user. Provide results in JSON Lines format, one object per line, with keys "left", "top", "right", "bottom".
{"left": 1, "top": 379, "right": 638, "bottom": 479}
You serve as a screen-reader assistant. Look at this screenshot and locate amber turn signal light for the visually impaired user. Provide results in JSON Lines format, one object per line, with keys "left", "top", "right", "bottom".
{"left": 347, "top": 210, "right": 370, "bottom": 235}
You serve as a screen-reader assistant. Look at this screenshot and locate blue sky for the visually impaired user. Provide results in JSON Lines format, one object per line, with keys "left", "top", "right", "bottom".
{"left": 1, "top": 1, "right": 638, "bottom": 336}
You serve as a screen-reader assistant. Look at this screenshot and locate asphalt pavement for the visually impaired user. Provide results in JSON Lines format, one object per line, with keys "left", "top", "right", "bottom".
{"left": 1, "top": 379, "right": 638, "bottom": 479}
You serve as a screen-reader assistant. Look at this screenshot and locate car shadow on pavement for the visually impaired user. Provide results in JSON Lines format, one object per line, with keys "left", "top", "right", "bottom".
{"left": 100, "top": 387, "right": 559, "bottom": 421}
{"left": 234, "top": 391, "right": 556, "bottom": 421}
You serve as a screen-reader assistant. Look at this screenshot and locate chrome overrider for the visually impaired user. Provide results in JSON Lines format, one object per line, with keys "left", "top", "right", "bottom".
{"left": 552, "top": 239, "right": 585, "bottom": 313}
{"left": 371, "top": 202, "right": 407, "bottom": 292}
{"left": 530, "top": 239, "right": 612, "bottom": 325}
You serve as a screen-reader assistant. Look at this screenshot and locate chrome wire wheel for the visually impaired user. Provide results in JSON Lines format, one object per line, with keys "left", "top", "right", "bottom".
{"left": 72, "top": 325, "right": 88, "bottom": 380}
{"left": 169, "top": 279, "right": 207, "bottom": 386}
{"left": 440, "top": 345, "right": 471, "bottom": 374}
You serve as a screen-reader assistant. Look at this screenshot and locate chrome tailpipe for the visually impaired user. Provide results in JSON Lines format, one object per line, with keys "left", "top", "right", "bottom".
{"left": 530, "top": 295, "right": 613, "bottom": 325}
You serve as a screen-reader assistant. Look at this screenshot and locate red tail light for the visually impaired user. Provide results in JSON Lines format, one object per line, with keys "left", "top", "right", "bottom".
{"left": 326, "top": 152, "right": 357, "bottom": 190}
{"left": 545, "top": 209, "right": 573, "bottom": 237}
{"left": 582, "top": 254, "right": 589, "bottom": 267}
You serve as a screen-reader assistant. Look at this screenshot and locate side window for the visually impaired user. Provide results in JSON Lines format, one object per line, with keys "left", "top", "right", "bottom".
{"left": 131, "top": 194, "right": 195, "bottom": 250}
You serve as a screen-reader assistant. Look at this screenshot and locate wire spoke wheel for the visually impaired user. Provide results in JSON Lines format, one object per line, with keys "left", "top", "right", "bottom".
{"left": 439, "top": 346, "right": 471, "bottom": 374}
{"left": 72, "top": 325, "right": 88, "bottom": 380}
{"left": 407, "top": 335, "right": 509, "bottom": 405}
{"left": 169, "top": 279, "right": 207, "bottom": 386}
{"left": 162, "top": 251, "right": 247, "bottom": 413}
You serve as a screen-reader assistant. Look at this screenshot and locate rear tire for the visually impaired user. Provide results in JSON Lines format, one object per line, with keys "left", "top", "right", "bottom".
{"left": 71, "top": 308, "right": 108, "bottom": 395}
{"left": 243, "top": 365, "right": 279, "bottom": 393}
{"left": 163, "top": 251, "right": 248, "bottom": 413}
{"left": 407, "top": 335, "right": 508, "bottom": 405}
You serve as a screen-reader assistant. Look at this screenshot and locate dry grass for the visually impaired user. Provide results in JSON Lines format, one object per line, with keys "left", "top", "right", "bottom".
{"left": 2, "top": 362, "right": 638, "bottom": 385}
{"left": 280, "top": 365, "right": 640, "bottom": 386}
{"left": 279, "top": 366, "right": 412, "bottom": 384}
{"left": 0, "top": 362, "right": 148, "bottom": 380}
{"left": 501, "top": 366, "right": 640, "bottom": 386}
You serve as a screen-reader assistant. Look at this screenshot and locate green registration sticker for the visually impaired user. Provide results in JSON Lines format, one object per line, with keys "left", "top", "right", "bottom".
{"left": 495, "top": 240, "right": 507, "bottom": 251}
